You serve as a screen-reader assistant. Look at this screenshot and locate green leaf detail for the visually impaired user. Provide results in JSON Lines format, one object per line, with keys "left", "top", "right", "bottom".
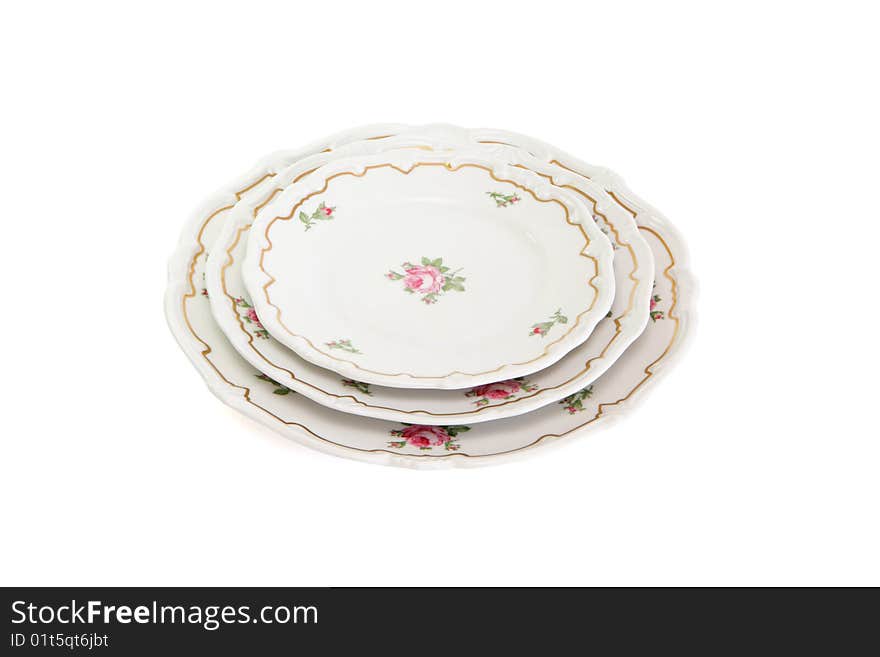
{"left": 341, "top": 379, "right": 372, "bottom": 395}
{"left": 530, "top": 309, "right": 568, "bottom": 337}
{"left": 299, "top": 201, "right": 336, "bottom": 230}
{"left": 486, "top": 191, "right": 522, "bottom": 207}
{"left": 325, "top": 339, "right": 361, "bottom": 354}
{"left": 559, "top": 385, "right": 594, "bottom": 414}
{"left": 255, "top": 373, "right": 294, "bottom": 396}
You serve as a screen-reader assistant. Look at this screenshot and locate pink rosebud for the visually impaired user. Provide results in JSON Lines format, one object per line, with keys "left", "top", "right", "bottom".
{"left": 323, "top": 206, "right": 334, "bottom": 216}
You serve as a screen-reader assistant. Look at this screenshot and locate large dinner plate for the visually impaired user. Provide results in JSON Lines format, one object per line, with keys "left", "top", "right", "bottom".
{"left": 205, "top": 129, "right": 654, "bottom": 424}
{"left": 240, "top": 148, "right": 616, "bottom": 389}
{"left": 165, "top": 125, "right": 695, "bottom": 468}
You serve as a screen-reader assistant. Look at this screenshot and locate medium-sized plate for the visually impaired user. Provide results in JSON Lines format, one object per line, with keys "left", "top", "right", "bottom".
{"left": 241, "top": 148, "right": 615, "bottom": 389}
{"left": 206, "top": 130, "right": 654, "bottom": 424}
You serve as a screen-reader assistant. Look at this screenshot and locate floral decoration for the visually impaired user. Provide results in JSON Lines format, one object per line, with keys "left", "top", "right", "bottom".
{"left": 487, "top": 191, "right": 521, "bottom": 207}
{"left": 298, "top": 201, "right": 336, "bottom": 231}
{"left": 465, "top": 377, "right": 538, "bottom": 407}
{"left": 530, "top": 308, "right": 568, "bottom": 337}
{"left": 325, "top": 338, "right": 361, "bottom": 354}
{"left": 341, "top": 379, "right": 372, "bottom": 395}
{"left": 388, "top": 424, "right": 471, "bottom": 451}
{"left": 559, "top": 385, "right": 593, "bottom": 414}
{"left": 255, "top": 373, "right": 294, "bottom": 395}
{"left": 650, "top": 285, "right": 665, "bottom": 322}
{"left": 234, "top": 297, "right": 269, "bottom": 339}
{"left": 385, "top": 257, "right": 465, "bottom": 305}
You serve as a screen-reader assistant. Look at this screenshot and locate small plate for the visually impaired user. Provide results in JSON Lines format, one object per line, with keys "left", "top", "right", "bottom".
{"left": 206, "top": 130, "right": 654, "bottom": 424}
{"left": 165, "top": 125, "right": 695, "bottom": 468}
{"left": 241, "top": 148, "right": 615, "bottom": 389}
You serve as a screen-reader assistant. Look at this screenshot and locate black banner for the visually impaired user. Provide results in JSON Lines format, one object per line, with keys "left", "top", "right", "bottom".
{"left": 1, "top": 587, "right": 872, "bottom": 654}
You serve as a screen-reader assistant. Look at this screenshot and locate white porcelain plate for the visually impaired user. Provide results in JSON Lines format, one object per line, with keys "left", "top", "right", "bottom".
{"left": 205, "top": 129, "right": 655, "bottom": 424}
{"left": 241, "top": 148, "right": 616, "bottom": 389}
{"left": 165, "top": 124, "right": 695, "bottom": 468}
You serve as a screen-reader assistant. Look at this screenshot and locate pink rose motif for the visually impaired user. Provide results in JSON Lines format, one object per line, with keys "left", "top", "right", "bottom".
{"left": 403, "top": 265, "right": 445, "bottom": 295}
{"left": 322, "top": 206, "right": 334, "bottom": 216}
{"left": 247, "top": 308, "right": 263, "bottom": 328}
{"left": 470, "top": 379, "right": 522, "bottom": 400}
{"left": 650, "top": 297, "right": 657, "bottom": 310}
{"left": 400, "top": 425, "right": 450, "bottom": 448}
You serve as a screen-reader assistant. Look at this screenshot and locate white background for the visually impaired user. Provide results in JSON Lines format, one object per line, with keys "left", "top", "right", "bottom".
{"left": 1, "top": 1, "right": 877, "bottom": 586}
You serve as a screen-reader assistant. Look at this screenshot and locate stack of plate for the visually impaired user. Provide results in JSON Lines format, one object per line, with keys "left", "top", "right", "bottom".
{"left": 165, "top": 124, "right": 695, "bottom": 468}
